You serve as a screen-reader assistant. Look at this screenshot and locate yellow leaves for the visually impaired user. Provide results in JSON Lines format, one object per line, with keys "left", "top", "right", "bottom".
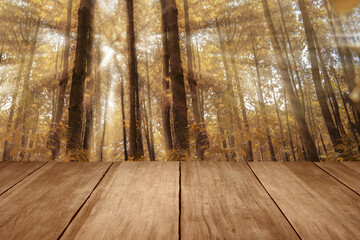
{"left": 349, "top": 78, "right": 360, "bottom": 103}
{"left": 330, "top": 0, "right": 360, "bottom": 13}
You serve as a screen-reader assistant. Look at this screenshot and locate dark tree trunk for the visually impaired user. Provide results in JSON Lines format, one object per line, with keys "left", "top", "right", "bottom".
{"left": 313, "top": 32, "right": 346, "bottom": 136}
{"left": 126, "top": 0, "right": 143, "bottom": 160}
{"left": 120, "top": 70, "right": 129, "bottom": 161}
{"left": 183, "top": 0, "right": 208, "bottom": 160}
{"left": 161, "top": 0, "right": 190, "bottom": 156}
{"left": 82, "top": 9, "right": 95, "bottom": 156}
{"left": 160, "top": 1, "right": 173, "bottom": 152}
{"left": 145, "top": 49, "right": 155, "bottom": 161}
{"left": 66, "top": 0, "right": 95, "bottom": 159}
{"left": 48, "top": 0, "right": 73, "bottom": 160}
{"left": 298, "top": 0, "right": 342, "bottom": 148}
{"left": 261, "top": 0, "right": 319, "bottom": 161}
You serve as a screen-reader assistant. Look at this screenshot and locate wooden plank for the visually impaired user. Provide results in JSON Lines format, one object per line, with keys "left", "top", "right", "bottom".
{"left": 249, "top": 162, "right": 360, "bottom": 240}
{"left": 61, "top": 162, "right": 179, "bottom": 240}
{"left": 0, "top": 161, "right": 46, "bottom": 195}
{"left": 316, "top": 162, "right": 360, "bottom": 195}
{"left": 181, "top": 161, "right": 299, "bottom": 239}
{"left": 0, "top": 162, "right": 111, "bottom": 240}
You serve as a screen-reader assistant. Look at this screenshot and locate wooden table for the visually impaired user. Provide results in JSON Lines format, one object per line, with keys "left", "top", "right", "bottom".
{"left": 0, "top": 161, "right": 359, "bottom": 239}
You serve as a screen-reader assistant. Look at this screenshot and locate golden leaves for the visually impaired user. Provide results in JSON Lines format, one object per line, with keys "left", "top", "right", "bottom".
{"left": 329, "top": 0, "right": 360, "bottom": 13}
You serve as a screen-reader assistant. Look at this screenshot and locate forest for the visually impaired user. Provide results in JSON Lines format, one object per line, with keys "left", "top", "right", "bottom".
{"left": 0, "top": 0, "right": 359, "bottom": 162}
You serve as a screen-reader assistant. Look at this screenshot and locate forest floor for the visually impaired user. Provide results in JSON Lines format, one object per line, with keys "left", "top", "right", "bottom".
{"left": 0, "top": 161, "right": 359, "bottom": 239}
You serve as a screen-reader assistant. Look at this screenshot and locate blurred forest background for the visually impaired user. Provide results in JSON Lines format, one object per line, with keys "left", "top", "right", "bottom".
{"left": 0, "top": 0, "right": 359, "bottom": 162}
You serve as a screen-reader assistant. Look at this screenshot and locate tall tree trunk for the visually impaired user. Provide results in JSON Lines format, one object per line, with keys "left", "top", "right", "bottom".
{"left": 298, "top": 0, "right": 342, "bottom": 149}
{"left": 120, "top": 71, "right": 129, "bottom": 161}
{"left": 94, "top": 45, "right": 102, "bottom": 159}
{"left": 160, "top": 1, "right": 173, "bottom": 152}
{"left": 183, "top": 0, "right": 208, "bottom": 160}
{"left": 271, "top": 78, "right": 289, "bottom": 161}
{"left": 20, "top": 18, "right": 41, "bottom": 160}
{"left": 230, "top": 55, "right": 253, "bottom": 161}
{"left": 82, "top": 9, "right": 95, "bottom": 157}
{"left": 2, "top": 54, "right": 25, "bottom": 161}
{"left": 284, "top": 89, "right": 297, "bottom": 161}
{"left": 66, "top": 0, "right": 95, "bottom": 159}
{"left": 100, "top": 73, "right": 111, "bottom": 162}
{"left": 145, "top": 49, "right": 155, "bottom": 161}
{"left": 126, "top": 0, "right": 143, "bottom": 160}
{"left": 48, "top": 0, "right": 73, "bottom": 160}
{"left": 277, "top": 0, "right": 305, "bottom": 108}
{"left": 161, "top": 0, "right": 190, "bottom": 156}
{"left": 252, "top": 41, "right": 277, "bottom": 161}
{"left": 261, "top": 0, "right": 319, "bottom": 161}
{"left": 313, "top": 32, "right": 346, "bottom": 136}
{"left": 216, "top": 18, "right": 236, "bottom": 160}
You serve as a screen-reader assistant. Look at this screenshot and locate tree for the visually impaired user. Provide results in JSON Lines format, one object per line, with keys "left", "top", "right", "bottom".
{"left": 66, "top": 0, "right": 96, "bottom": 159}
{"left": 261, "top": 0, "right": 319, "bottom": 161}
{"left": 160, "top": 0, "right": 190, "bottom": 156}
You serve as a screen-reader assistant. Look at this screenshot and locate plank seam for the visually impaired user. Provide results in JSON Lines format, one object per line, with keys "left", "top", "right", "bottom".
{"left": 178, "top": 161, "right": 181, "bottom": 240}
{"left": 245, "top": 163, "right": 302, "bottom": 240}
{"left": 57, "top": 162, "right": 114, "bottom": 239}
{"left": 312, "top": 162, "right": 360, "bottom": 196}
{"left": 0, "top": 161, "right": 48, "bottom": 196}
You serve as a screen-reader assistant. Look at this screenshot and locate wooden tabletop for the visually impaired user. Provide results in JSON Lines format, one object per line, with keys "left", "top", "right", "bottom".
{"left": 0, "top": 161, "right": 359, "bottom": 239}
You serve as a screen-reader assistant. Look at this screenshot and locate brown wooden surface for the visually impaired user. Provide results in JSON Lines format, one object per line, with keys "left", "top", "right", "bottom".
{"left": 61, "top": 162, "right": 179, "bottom": 240}
{"left": 0, "top": 162, "right": 111, "bottom": 240}
{"left": 316, "top": 161, "right": 360, "bottom": 195}
{"left": 0, "top": 161, "right": 46, "bottom": 195}
{"left": 249, "top": 162, "right": 360, "bottom": 240}
{"left": 181, "top": 161, "right": 299, "bottom": 239}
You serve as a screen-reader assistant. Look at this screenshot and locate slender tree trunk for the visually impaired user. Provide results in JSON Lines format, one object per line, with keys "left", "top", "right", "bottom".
{"left": 331, "top": 64, "right": 359, "bottom": 140}
{"left": 216, "top": 110, "right": 229, "bottom": 161}
{"left": 230, "top": 55, "right": 253, "bottom": 162}
{"left": 216, "top": 18, "right": 236, "bottom": 160}
{"left": 48, "top": 0, "right": 73, "bottom": 160}
{"left": 284, "top": 89, "right": 297, "bottom": 161}
{"left": 2, "top": 54, "right": 25, "bottom": 161}
{"left": 100, "top": 74, "right": 111, "bottom": 162}
{"left": 313, "top": 32, "right": 346, "bottom": 136}
{"left": 277, "top": 0, "right": 305, "bottom": 108}
{"left": 67, "top": 0, "right": 96, "bottom": 158}
{"left": 183, "top": 0, "right": 208, "bottom": 160}
{"left": 298, "top": 0, "right": 342, "bottom": 149}
{"left": 20, "top": 18, "right": 41, "bottom": 160}
{"left": 145, "top": 49, "right": 155, "bottom": 161}
{"left": 160, "top": 2, "right": 173, "bottom": 152}
{"left": 261, "top": 0, "right": 319, "bottom": 161}
{"left": 117, "top": 69, "right": 128, "bottom": 161}
{"left": 252, "top": 41, "right": 277, "bottom": 161}
{"left": 271, "top": 78, "right": 289, "bottom": 161}
{"left": 94, "top": 45, "right": 102, "bottom": 159}
{"left": 161, "top": 0, "right": 190, "bottom": 156}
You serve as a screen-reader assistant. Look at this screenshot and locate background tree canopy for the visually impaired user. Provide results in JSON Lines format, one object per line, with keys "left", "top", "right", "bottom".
{"left": 0, "top": 0, "right": 359, "bottom": 162}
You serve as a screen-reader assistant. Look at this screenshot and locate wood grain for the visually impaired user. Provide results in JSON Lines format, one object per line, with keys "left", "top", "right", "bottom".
{"left": 316, "top": 161, "right": 360, "bottom": 195}
{"left": 0, "top": 161, "right": 46, "bottom": 195}
{"left": 181, "top": 161, "right": 299, "bottom": 239}
{"left": 61, "top": 162, "right": 179, "bottom": 240}
{"left": 0, "top": 162, "right": 111, "bottom": 240}
{"left": 249, "top": 162, "right": 360, "bottom": 240}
